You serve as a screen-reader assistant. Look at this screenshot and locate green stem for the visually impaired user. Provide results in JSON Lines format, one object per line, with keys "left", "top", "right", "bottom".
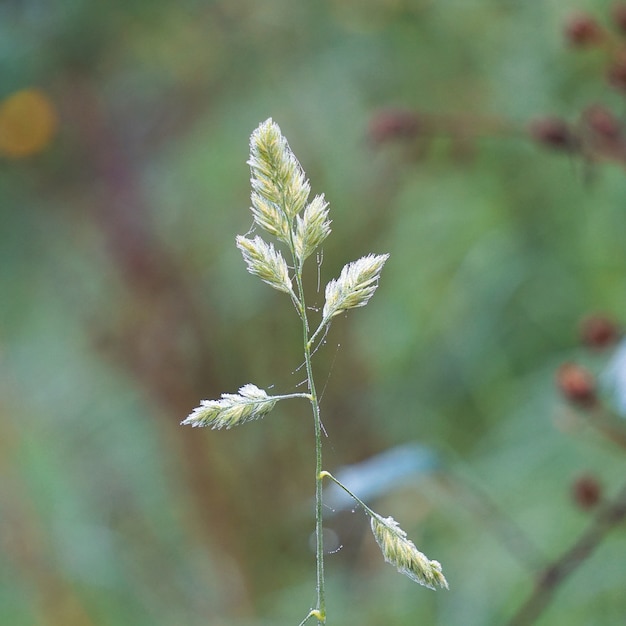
{"left": 283, "top": 191, "right": 326, "bottom": 622}
{"left": 293, "top": 263, "right": 326, "bottom": 624}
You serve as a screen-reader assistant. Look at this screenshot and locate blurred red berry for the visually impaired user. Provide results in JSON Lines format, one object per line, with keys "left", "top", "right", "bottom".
{"left": 556, "top": 363, "right": 597, "bottom": 407}
{"left": 580, "top": 314, "right": 621, "bottom": 350}
{"left": 612, "top": 3, "right": 626, "bottom": 34}
{"left": 572, "top": 474, "right": 602, "bottom": 510}
{"left": 368, "top": 108, "right": 420, "bottom": 145}
{"left": 608, "top": 55, "right": 626, "bottom": 91}
{"left": 564, "top": 12, "right": 604, "bottom": 47}
{"left": 582, "top": 104, "right": 622, "bottom": 140}
{"left": 528, "top": 117, "right": 577, "bottom": 151}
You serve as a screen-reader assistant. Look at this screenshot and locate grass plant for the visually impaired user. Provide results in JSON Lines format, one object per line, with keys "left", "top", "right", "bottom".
{"left": 182, "top": 119, "right": 448, "bottom": 624}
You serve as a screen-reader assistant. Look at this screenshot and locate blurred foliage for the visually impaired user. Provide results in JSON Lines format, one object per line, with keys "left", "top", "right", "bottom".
{"left": 3, "top": 0, "right": 626, "bottom": 624}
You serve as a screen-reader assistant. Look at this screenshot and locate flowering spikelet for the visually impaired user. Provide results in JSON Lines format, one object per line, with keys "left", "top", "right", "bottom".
{"left": 250, "top": 191, "right": 291, "bottom": 243}
{"left": 248, "top": 118, "right": 310, "bottom": 223}
{"left": 182, "top": 384, "right": 277, "bottom": 429}
{"left": 323, "top": 253, "right": 389, "bottom": 320}
{"left": 370, "top": 515, "right": 449, "bottom": 590}
{"left": 294, "top": 194, "right": 331, "bottom": 263}
{"left": 236, "top": 235, "right": 293, "bottom": 294}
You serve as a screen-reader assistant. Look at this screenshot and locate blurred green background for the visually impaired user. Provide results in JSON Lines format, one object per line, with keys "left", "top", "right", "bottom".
{"left": 3, "top": 1, "right": 626, "bottom": 624}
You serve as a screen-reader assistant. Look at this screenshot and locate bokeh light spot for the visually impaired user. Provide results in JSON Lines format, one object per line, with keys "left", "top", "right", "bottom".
{"left": 0, "top": 88, "right": 58, "bottom": 158}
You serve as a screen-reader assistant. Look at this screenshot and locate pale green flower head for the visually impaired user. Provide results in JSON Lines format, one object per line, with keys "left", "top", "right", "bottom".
{"left": 248, "top": 118, "right": 310, "bottom": 225}
{"left": 294, "top": 193, "right": 331, "bottom": 263}
{"left": 236, "top": 235, "right": 293, "bottom": 294}
{"left": 323, "top": 253, "right": 390, "bottom": 320}
{"left": 250, "top": 191, "right": 291, "bottom": 243}
{"left": 182, "top": 384, "right": 277, "bottom": 429}
{"left": 370, "top": 514, "right": 449, "bottom": 590}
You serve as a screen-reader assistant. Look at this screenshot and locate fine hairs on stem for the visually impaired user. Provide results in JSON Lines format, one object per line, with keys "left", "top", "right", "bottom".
{"left": 182, "top": 119, "right": 448, "bottom": 624}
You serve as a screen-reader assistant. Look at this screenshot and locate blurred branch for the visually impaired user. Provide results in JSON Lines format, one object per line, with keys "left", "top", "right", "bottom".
{"left": 588, "top": 406, "right": 626, "bottom": 451}
{"left": 507, "top": 479, "right": 626, "bottom": 626}
{"left": 439, "top": 473, "right": 544, "bottom": 573}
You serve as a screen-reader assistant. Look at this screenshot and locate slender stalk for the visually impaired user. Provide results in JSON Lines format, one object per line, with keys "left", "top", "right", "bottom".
{"left": 271, "top": 392, "right": 313, "bottom": 402}
{"left": 293, "top": 263, "right": 326, "bottom": 623}
{"left": 309, "top": 317, "right": 330, "bottom": 347}
{"left": 321, "top": 470, "right": 377, "bottom": 517}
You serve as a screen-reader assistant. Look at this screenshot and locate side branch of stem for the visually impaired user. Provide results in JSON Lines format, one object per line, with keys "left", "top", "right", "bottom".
{"left": 320, "top": 471, "right": 377, "bottom": 519}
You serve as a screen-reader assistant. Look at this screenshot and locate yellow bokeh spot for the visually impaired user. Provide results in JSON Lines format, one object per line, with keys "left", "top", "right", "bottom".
{"left": 0, "top": 88, "right": 58, "bottom": 158}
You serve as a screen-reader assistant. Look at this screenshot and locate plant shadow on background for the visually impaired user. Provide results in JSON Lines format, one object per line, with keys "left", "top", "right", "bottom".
{"left": 2, "top": 1, "right": 626, "bottom": 625}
